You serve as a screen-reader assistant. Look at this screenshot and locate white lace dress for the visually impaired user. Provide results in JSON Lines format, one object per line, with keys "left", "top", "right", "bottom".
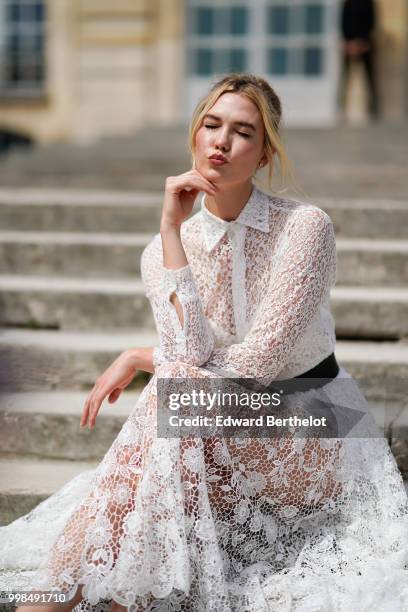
{"left": 1, "top": 185, "right": 408, "bottom": 611}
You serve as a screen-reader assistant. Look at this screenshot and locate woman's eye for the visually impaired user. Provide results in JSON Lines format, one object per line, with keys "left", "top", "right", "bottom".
{"left": 204, "top": 124, "right": 250, "bottom": 138}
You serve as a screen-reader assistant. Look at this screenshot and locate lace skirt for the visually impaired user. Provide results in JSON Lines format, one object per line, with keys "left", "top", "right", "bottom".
{"left": 1, "top": 361, "right": 408, "bottom": 612}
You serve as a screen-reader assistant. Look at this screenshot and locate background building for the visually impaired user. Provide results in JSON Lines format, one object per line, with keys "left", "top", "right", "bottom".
{"left": 0, "top": 0, "right": 407, "bottom": 145}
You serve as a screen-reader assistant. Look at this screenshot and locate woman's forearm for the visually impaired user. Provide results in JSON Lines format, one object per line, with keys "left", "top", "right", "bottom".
{"left": 126, "top": 347, "right": 155, "bottom": 374}
{"left": 160, "top": 223, "right": 188, "bottom": 327}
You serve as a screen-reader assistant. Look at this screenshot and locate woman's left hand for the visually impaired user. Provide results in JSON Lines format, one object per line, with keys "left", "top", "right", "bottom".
{"left": 80, "top": 349, "right": 140, "bottom": 430}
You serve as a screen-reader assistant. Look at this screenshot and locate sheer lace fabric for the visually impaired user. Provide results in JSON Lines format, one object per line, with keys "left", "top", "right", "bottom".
{"left": 1, "top": 185, "right": 408, "bottom": 611}
{"left": 142, "top": 186, "right": 337, "bottom": 382}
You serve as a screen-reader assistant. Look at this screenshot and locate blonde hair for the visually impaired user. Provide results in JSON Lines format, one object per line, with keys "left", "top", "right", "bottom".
{"left": 188, "top": 72, "right": 305, "bottom": 197}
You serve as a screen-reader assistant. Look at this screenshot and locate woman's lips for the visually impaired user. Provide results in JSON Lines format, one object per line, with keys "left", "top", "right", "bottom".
{"left": 209, "top": 157, "right": 227, "bottom": 166}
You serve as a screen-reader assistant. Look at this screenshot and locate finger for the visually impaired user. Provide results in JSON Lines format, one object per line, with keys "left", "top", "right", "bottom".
{"left": 80, "top": 381, "right": 99, "bottom": 427}
{"left": 88, "top": 393, "right": 104, "bottom": 430}
{"left": 108, "top": 388, "right": 122, "bottom": 403}
{"left": 80, "top": 410, "right": 88, "bottom": 428}
{"left": 80, "top": 395, "right": 91, "bottom": 428}
{"left": 195, "top": 176, "right": 219, "bottom": 193}
{"left": 80, "top": 412, "right": 88, "bottom": 428}
{"left": 191, "top": 169, "right": 220, "bottom": 191}
{"left": 183, "top": 171, "right": 218, "bottom": 194}
{"left": 185, "top": 177, "right": 217, "bottom": 195}
{"left": 88, "top": 381, "right": 114, "bottom": 428}
{"left": 180, "top": 188, "right": 200, "bottom": 209}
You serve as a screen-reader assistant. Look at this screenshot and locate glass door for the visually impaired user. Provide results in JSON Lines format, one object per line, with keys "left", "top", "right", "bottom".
{"left": 185, "top": 0, "right": 340, "bottom": 126}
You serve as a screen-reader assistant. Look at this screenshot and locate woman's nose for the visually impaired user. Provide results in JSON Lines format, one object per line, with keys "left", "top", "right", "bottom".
{"left": 214, "top": 129, "right": 230, "bottom": 151}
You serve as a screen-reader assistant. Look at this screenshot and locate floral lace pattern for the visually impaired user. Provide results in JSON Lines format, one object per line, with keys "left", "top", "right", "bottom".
{"left": 1, "top": 185, "right": 408, "bottom": 611}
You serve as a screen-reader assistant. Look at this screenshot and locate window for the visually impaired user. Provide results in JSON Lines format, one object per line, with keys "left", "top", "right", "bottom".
{"left": 266, "top": 2, "right": 324, "bottom": 37}
{"left": 0, "top": 0, "right": 47, "bottom": 96}
{"left": 267, "top": 47, "right": 288, "bottom": 75}
{"left": 304, "top": 46, "right": 322, "bottom": 75}
{"left": 305, "top": 4, "right": 324, "bottom": 35}
{"left": 195, "top": 7, "right": 214, "bottom": 35}
{"left": 195, "top": 48, "right": 213, "bottom": 75}
{"left": 266, "top": 1, "right": 325, "bottom": 76}
{"left": 187, "top": 1, "right": 327, "bottom": 79}
{"left": 230, "top": 7, "right": 248, "bottom": 36}
{"left": 268, "top": 5, "right": 289, "bottom": 35}
{"left": 191, "top": 47, "right": 247, "bottom": 76}
{"left": 187, "top": 3, "right": 249, "bottom": 76}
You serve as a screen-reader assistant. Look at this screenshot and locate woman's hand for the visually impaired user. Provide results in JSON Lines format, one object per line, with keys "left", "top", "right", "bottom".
{"left": 161, "top": 168, "right": 219, "bottom": 229}
{"left": 80, "top": 349, "right": 139, "bottom": 430}
{"left": 343, "top": 39, "right": 370, "bottom": 58}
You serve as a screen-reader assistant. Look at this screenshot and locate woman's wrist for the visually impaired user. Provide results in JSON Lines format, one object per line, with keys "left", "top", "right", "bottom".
{"left": 160, "top": 220, "right": 182, "bottom": 234}
{"left": 124, "top": 347, "right": 155, "bottom": 374}
{"left": 160, "top": 218, "right": 188, "bottom": 270}
{"left": 123, "top": 348, "right": 141, "bottom": 372}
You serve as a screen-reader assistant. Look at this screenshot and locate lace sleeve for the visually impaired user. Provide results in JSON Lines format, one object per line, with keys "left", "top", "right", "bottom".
{"left": 140, "top": 234, "right": 215, "bottom": 368}
{"left": 202, "top": 209, "right": 337, "bottom": 384}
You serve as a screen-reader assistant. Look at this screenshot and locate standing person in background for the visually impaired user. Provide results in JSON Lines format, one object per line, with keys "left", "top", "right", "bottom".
{"left": 339, "top": 0, "right": 380, "bottom": 120}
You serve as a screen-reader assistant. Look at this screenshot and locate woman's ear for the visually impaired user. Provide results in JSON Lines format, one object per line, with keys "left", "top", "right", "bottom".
{"left": 258, "top": 155, "right": 267, "bottom": 168}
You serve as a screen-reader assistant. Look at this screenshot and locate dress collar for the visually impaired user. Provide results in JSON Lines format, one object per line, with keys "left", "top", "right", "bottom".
{"left": 199, "top": 184, "right": 271, "bottom": 252}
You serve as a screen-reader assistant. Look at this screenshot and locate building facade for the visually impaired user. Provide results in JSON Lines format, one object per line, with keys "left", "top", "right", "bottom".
{"left": 0, "top": 0, "right": 406, "bottom": 145}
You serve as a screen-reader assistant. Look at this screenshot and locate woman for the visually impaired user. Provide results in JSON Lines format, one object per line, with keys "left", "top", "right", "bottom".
{"left": 1, "top": 73, "right": 408, "bottom": 611}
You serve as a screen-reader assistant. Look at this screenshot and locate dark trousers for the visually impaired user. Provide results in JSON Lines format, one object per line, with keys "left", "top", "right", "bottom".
{"left": 338, "top": 42, "right": 380, "bottom": 118}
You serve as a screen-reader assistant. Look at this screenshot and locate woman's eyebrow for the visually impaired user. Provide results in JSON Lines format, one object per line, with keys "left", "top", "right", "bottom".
{"left": 203, "top": 113, "right": 256, "bottom": 132}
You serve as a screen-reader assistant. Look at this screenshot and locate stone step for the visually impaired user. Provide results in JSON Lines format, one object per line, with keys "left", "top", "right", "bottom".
{"left": 332, "top": 286, "right": 408, "bottom": 340}
{"left": 335, "top": 238, "right": 408, "bottom": 286}
{"left": 1, "top": 325, "right": 408, "bottom": 395}
{"left": 0, "top": 123, "right": 407, "bottom": 197}
{"left": 335, "top": 339, "right": 408, "bottom": 406}
{"left": 0, "top": 230, "right": 152, "bottom": 278}
{"left": 1, "top": 231, "right": 407, "bottom": 287}
{"left": 0, "top": 454, "right": 97, "bottom": 526}
{"left": 0, "top": 188, "right": 163, "bottom": 233}
{"left": 314, "top": 197, "right": 408, "bottom": 239}
{"left": 1, "top": 276, "right": 407, "bottom": 339}
{"left": 0, "top": 274, "right": 154, "bottom": 330}
{"left": 0, "top": 391, "right": 140, "bottom": 461}
{"left": 0, "top": 189, "right": 407, "bottom": 238}
{"left": 0, "top": 327, "right": 158, "bottom": 391}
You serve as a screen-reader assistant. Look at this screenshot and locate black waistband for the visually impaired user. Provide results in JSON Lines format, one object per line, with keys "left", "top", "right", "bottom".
{"left": 273, "top": 352, "right": 340, "bottom": 395}
{"left": 294, "top": 352, "right": 339, "bottom": 380}
{"left": 230, "top": 353, "right": 340, "bottom": 395}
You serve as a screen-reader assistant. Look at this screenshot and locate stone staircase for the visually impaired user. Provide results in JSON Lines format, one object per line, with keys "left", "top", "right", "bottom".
{"left": 0, "top": 188, "right": 407, "bottom": 525}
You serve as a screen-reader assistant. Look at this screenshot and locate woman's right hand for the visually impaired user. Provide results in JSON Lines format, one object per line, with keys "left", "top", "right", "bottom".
{"left": 80, "top": 349, "right": 139, "bottom": 430}
{"left": 160, "top": 168, "right": 219, "bottom": 230}
{"left": 344, "top": 39, "right": 370, "bottom": 58}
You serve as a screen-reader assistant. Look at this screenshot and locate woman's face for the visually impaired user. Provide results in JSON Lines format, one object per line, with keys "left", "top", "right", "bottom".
{"left": 194, "top": 92, "right": 266, "bottom": 188}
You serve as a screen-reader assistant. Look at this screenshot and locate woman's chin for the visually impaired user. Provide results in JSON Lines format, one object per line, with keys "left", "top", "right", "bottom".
{"left": 196, "top": 162, "right": 230, "bottom": 187}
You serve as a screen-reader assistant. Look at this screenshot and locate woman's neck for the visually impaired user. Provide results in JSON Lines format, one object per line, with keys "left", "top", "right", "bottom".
{"left": 203, "top": 181, "right": 254, "bottom": 221}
